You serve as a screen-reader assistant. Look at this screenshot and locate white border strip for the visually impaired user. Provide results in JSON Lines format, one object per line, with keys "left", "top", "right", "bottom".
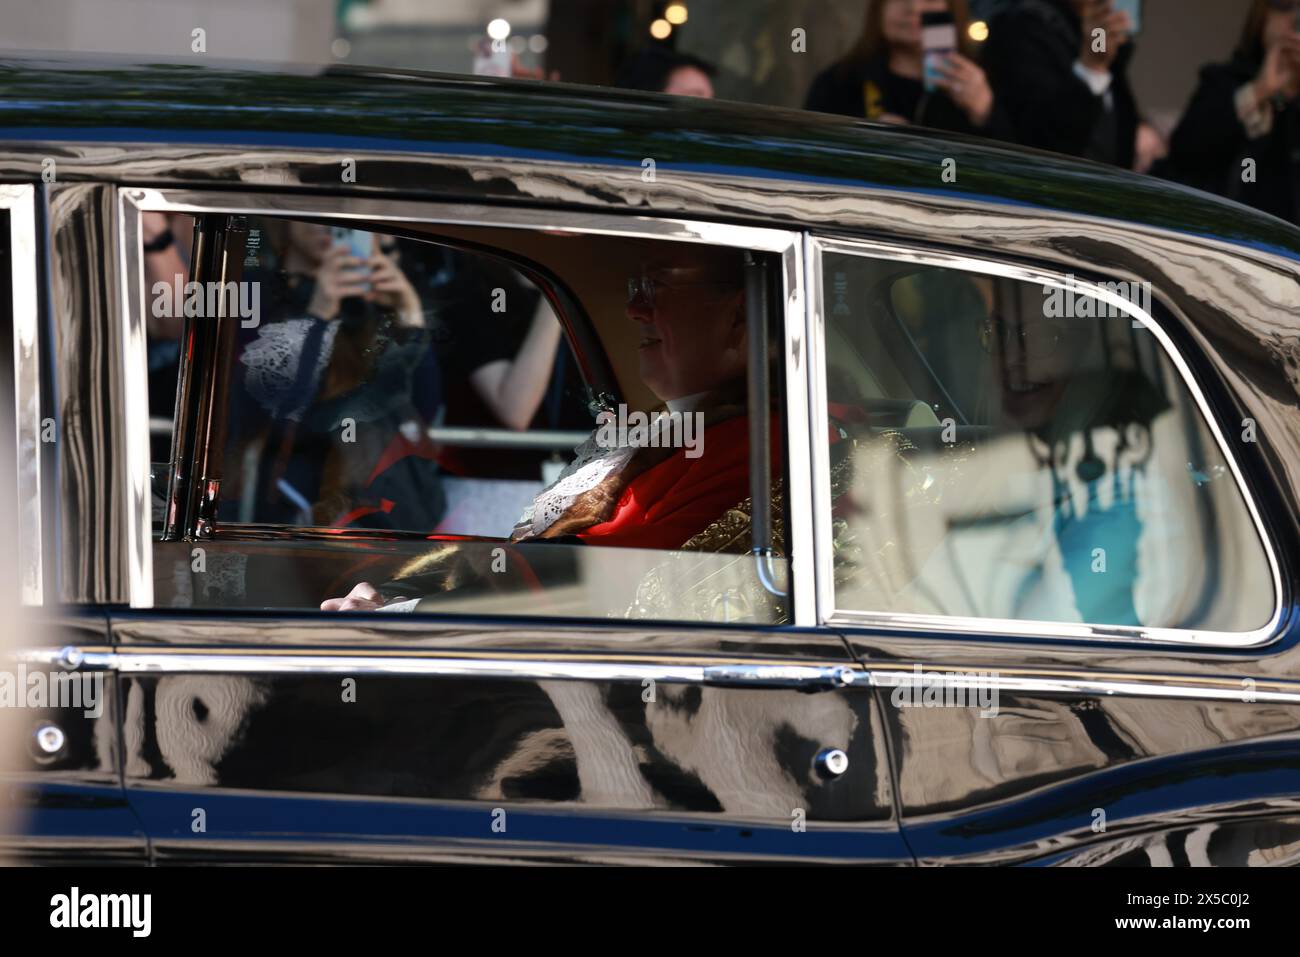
{"left": 2, "top": 185, "right": 42, "bottom": 606}
{"left": 117, "top": 189, "right": 153, "bottom": 607}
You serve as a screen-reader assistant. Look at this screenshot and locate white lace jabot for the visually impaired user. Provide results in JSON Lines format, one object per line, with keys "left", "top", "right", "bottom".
{"left": 513, "top": 391, "right": 713, "bottom": 539}
{"left": 665, "top": 391, "right": 708, "bottom": 414}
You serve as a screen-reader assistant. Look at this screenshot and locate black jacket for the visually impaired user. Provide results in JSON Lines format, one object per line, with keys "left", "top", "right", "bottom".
{"left": 1165, "top": 59, "right": 1300, "bottom": 225}
{"left": 804, "top": 55, "right": 1015, "bottom": 141}
{"left": 984, "top": 0, "right": 1138, "bottom": 167}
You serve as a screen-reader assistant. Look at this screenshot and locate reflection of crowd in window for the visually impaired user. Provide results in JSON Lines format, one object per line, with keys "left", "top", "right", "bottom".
{"left": 144, "top": 214, "right": 585, "bottom": 534}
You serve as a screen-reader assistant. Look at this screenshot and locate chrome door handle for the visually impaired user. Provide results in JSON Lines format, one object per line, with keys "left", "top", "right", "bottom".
{"left": 702, "top": 664, "right": 860, "bottom": 691}
{"left": 13, "top": 647, "right": 117, "bottom": 670}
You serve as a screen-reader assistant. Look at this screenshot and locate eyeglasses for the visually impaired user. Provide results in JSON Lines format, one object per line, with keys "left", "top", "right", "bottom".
{"left": 626, "top": 275, "right": 739, "bottom": 306}
{"left": 980, "top": 315, "right": 1067, "bottom": 354}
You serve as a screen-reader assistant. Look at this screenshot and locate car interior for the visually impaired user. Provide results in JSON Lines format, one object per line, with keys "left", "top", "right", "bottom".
{"left": 146, "top": 215, "right": 794, "bottom": 623}
{"left": 821, "top": 252, "right": 1273, "bottom": 632}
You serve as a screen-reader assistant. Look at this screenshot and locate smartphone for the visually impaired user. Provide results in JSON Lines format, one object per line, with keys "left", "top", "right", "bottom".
{"left": 330, "top": 227, "right": 373, "bottom": 291}
{"left": 331, "top": 226, "right": 373, "bottom": 261}
{"left": 1112, "top": 0, "right": 1142, "bottom": 36}
{"left": 921, "top": 11, "right": 958, "bottom": 94}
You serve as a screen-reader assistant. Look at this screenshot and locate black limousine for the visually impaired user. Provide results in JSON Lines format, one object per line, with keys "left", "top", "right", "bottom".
{"left": 1, "top": 57, "right": 1299, "bottom": 865}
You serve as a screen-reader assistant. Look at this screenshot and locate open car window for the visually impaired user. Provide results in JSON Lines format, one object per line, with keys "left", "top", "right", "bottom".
{"left": 145, "top": 213, "right": 791, "bottom": 625}
{"left": 820, "top": 249, "right": 1275, "bottom": 636}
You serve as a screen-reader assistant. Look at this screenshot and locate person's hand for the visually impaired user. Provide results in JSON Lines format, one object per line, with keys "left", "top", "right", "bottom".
{"left": 306, "top": 244, "right": 370, "bottom": 321}
{"left": 875, "top": 112, "right": 910, "bottom": 126}
{"left": 365, "top": 248, "right": 424, "bottom": 327}
{"left": 934, "top": 53, "right": 995, "bottom": 127}
{"left": 1078, "top": 0, "right": 1131, "bottom": 74}
{"left": 1133, "top": 120, "right": 1168, "bottom": 174}
{"left": 141, "top": 211, "right": 171, "bottom": 244}
{"left": 321, "top": 581, "right": 386, "bottom": 611}
{"left": 1255, "top": 33, "right": 1300, "bottom": 104}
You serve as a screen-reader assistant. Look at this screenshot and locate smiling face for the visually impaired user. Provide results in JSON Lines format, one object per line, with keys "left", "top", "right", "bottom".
{"left": 988, "top": 278, "right": 1099, "bottom": 432}
{"left": 994, "top": 315, "right": 1078, "bottom": 429}
{"left": 627, "top": 253, "right": 747, "bottom": 402}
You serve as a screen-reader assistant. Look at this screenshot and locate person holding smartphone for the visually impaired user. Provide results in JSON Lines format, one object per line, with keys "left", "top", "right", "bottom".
{"left": 229, "top": 223, "right": 572, "bottom": 532}
{"left": 804, "top": 0, "right": 1013, "bottom": 139}
{"left": 984, "top": 0, "right": 1156, "bottom": 168}
{"left": 1164, "top": 0, "right": 1300, "bottom": 225}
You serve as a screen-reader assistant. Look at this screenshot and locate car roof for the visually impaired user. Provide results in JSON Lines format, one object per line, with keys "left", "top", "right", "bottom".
{"left": 2, "top": 54, "right": 1299, "bottom": 260}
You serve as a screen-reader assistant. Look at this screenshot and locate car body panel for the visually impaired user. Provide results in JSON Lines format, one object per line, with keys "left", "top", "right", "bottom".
{"left": 0, "top": 614, "right": 148, "bottom": 862}
{"left": 107, "top": 615, "right": 907, "bottom": 864}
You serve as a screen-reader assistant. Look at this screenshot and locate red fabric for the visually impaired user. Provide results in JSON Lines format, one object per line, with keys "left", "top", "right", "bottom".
{"left": 365, "top": 432, "right": 439, "bottom": 488}
{"left": 827, "top": 401, "right": 869, "bottom": 424}
{"left": 333, "top": 497, "right": 395, "bottom": 527}
{"left": 577, "top": 416, "right": 781, "bottom": 550}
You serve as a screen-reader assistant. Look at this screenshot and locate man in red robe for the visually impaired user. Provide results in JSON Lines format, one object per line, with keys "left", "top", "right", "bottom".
{"left": 323, "top": 247, "right": 769, "bottom": 611}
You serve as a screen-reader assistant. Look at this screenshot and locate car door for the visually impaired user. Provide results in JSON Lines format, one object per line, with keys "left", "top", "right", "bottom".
{"left": 95, "top": 187, "right": 913, "bottom": 865}
{"left": 1, "top": 181, "right": 148, "bottom": 863}
{"left": 807, "top": 232, "right": 1300, "bottom": 866}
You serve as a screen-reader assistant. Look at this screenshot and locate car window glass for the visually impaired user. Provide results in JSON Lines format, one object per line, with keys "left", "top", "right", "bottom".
{"left": 146, "top": 216, "right": 790, "bottom": 625}
{"left": 821, "top": 251, "right": 1273, "bottom": 634}
{"left": 143, "top": 212, "right": 194, "bottom": 529}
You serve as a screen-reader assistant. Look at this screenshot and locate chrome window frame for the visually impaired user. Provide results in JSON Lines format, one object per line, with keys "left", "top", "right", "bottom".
{"left": 2, "top": 184, "right": 42, "bottom": 606}
{"left": 119, "top": 188, "right": 816, "bottom": 625}
{"left": 117, "top": 187, "right": 153, "bottom": 608}
{"left": 806, "top": 234, "right": 1284, "bottom": 649}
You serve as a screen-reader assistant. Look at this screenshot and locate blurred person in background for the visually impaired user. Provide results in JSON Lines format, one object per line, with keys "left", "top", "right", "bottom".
{"left": 804, "top": 0, "right": 1012, "bottom": 138}
{"left": 142, "top": 211, "right": 194, "bottom": 460}
{"left": 224, "top": 222, "right": 449, "bottom": 531}
{"left": 615, "top": 46, "right": 716, "bottom": 97}
{"left": 226, "top": 223, "right": 567, "bottom": 532}
{"left": 1164, "top": 0, "right": 1300, "bottom": 225}
{"left": 984, "top": 0, "right": 1166, "bottom": 172}
{"left": 406, "top": 243, "right": 582, "bottom": 487}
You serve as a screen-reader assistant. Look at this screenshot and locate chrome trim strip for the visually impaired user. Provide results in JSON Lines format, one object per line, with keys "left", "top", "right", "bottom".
{"left": 782, "top": 233, "right": 816, "bottom": 627}
{"left": 864, "top": 666, "right": 1300, "bottom": 706}
{"left": 12, "top": 646, "right": 856, "bottom": 689}
{"left": 802, "top": 232, "right": 835, "bottom": 626}
{"left": 808, "top": 235, "right": 1285, "bottom": 649}
{"left": 117, "top": 189, "right": 153, "bottom": 608}
{"left": 707, "top": 662, "right": 856, "bottom": 688}
{"left": 14, "top": 645, "right": 1298, "bottom": 703}
{"left": 123, "top": 188, "right": 801, "bottom": 253}
{"left": 2, "top": 185, "right": 41, "bottom": 605}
